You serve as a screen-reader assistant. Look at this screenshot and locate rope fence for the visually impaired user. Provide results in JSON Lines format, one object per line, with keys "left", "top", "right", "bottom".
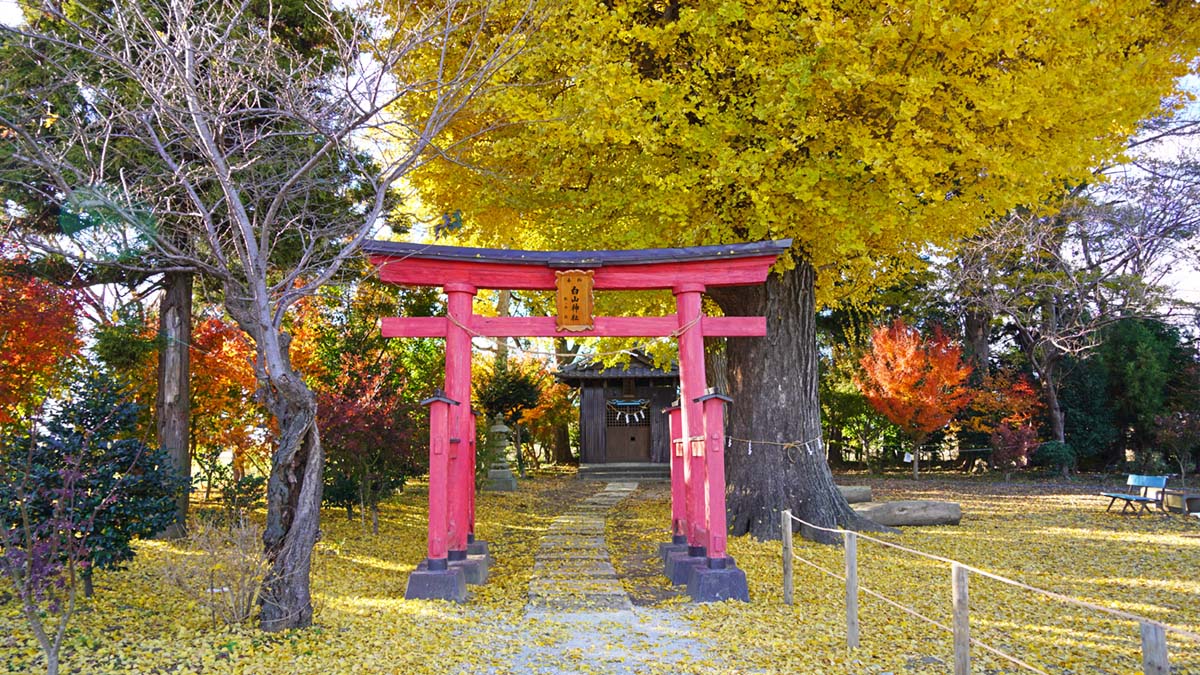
{"left": 780, "top": 510, "right": 1194, "bottom": 675}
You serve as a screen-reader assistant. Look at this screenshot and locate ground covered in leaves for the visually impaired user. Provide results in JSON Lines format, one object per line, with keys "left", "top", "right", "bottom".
{"left": 610, "top": 473, "right": 1200, "bottom": 674}
{"left": 3, "top": 470, "right": 1199, "bottom": 674}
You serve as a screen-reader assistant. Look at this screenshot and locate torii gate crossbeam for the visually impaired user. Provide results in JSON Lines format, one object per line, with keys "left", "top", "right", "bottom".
{"left": 366, "top": 239, "right": 791, "bottom": 603}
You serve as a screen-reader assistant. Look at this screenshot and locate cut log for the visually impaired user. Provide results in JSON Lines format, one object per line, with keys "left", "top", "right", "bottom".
{"left": 852, "top": 500, "right": 962, "bottom": 527}
{"left": 837, "top": 485, "right": 872, "bottom": 504}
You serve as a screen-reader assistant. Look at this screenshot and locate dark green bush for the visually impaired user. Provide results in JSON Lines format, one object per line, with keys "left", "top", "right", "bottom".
{"left": 0, "top": 370, "right": 188, "bottom": 595}
{"left": 1032, "top": 440, "right": 1076, "bottom": 475}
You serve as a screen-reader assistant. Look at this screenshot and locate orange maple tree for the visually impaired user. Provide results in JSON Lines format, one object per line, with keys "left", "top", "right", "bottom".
{"left": 962, "top": 369, "right": 1043, "bottom": 436}
{"left": 0, "top": 260, "right": 80, "bottom": 425}
{"left": 520, "top": 374, "right": 578, "bottom": 461}
{"left": 857, "top": 320, "right": 973, "bottom": 478}
{"left": 190, "top": 317, "right": 269, "bottom": 480}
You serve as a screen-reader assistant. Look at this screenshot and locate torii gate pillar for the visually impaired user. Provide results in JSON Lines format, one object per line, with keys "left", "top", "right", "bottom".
{"left": 368, "top": 239, "right": 790, "bottom": 604}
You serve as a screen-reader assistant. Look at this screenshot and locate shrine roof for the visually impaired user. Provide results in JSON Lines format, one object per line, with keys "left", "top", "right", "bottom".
{"left": 556, "top": 352, "right": 678, "bottom": 385}
{"left": 363, "top": 239, "right": 792, "bottom": 268}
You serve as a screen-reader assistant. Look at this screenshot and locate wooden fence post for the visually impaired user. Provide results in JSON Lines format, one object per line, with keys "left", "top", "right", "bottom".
{"left": 845, "top": 531, "right": 859, "bottom": 649}
{"left": 952, "top": 563, "right": 970, "bottom": 675}
{"left": 782, "top": 509, "right": 794, "bottom": 605}
{"left": 1140, "top": 621, "right": 1169, "bottom": 675}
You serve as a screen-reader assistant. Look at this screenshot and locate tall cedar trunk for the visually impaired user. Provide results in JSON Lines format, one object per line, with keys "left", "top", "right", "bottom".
{"left": 1040, "top": 295, "right": 1065, "bottom": 445}
{"left": 156, "top": 271, "right": 192, "bottom": 537}
{"left": 1043, "top": 358, "right": 1067, "bottom": 459}
{"left": 552, "top": 337, "right": 578, "bottom": 465}
{"left": 514, "top": 425, "right": 526, "bottom": 476}
{"left": 704, "top": 337, "right": 730, "bottom": 395}
{"left": 495, "top": 289, "right": 510, "bottom": 368}
{"left": 710, "top": 262, "right": 894, "bottom": 545}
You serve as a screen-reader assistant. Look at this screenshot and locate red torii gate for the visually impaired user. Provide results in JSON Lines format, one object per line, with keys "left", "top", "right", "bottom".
{"left": 365, "top": 239, "right": 791, "bottom": 603}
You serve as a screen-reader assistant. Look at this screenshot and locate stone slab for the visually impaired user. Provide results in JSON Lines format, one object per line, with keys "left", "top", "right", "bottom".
{"left": 453, "top": 557, "right": 488, "bottom": 585}
{"left": 416, "top": 555, "right": 490, "bottom": 585}
{"left": 528, "top": 579, "right": 626, "bottom": 595}
{"left": 838, "top": 485, "right": 872, "bottom": 504}
{"left": 526, "top": 593, "right": 633, "bottom": 612}
{"left": 404, "top": 567, "right": 467, "bottom": 602}
{"left": 536, "top": 548, "right": 612, "bottom": 561}
{"left": 486, "top": 473, "right": 518, "bottom": 491}
{"left": 852, "top": 499, "right": 962, "bottom": 526}
{"left": 539, "top": 535, "right": 607, "bottom": 548}
{"left": 658, "top": 541, "right": 689, "bottom": 563}
{"left": 533, "top": 560, "right": 617, "bottom": 578}
{"left": 665, "top": 552, "right": 707, "bottom": 585}
{"left": 687, "top": 565, "right": 749, "bottom": 603}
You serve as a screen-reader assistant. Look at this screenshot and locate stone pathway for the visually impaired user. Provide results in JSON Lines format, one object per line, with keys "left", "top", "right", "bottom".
{"left": 500, "top": 482, "right": 710, "bottom": 674}
{"left": 526, "top": 481, "right": 636, "bottom": 613}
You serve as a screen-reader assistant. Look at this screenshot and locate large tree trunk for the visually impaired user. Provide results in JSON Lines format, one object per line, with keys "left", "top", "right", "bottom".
{"left": 1035, "top": 352, "right": 1066, "bottom": 445}
{"left": 963, "top": 308, "right": 990, "bottom": 378}
{"left": 552, "top": 425, "right": 573, "bottom": 464}
{"left": 710, "top": 262, "right": 894, "bottom": 545}
{"left": 495, "top": 289, "right": 511, "bottom": 368}
{"left": 552, "top": 337, "right": 579, "bottom": 465}
{"left": 227, "top": 293, "right": 324, "bottom": 632}
{"left": 257, "top": 366, "right": 322, "bottom": 631}
{"left": 156, "top": 271, "right": 192, "bottom": 537}
{"left": 704, "top": 336, "right": 730, "bottom": 395}
{"left": 1044, "top": 368, "right": 1066, "bottom": 444}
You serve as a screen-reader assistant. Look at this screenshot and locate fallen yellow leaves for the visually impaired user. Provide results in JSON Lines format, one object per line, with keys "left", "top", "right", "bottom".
{"left": 2, "top": 472, "right": 1198, "bottom": 674}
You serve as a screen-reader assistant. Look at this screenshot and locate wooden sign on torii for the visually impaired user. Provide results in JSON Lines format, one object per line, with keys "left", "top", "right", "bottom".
{"left": 365, "top": 239, "right": 791, "bottom": 603}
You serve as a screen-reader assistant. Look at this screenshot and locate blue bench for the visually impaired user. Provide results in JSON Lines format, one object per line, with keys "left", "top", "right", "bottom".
{"left": 1100, "top": 475, "right": 1168, "bottom": 516}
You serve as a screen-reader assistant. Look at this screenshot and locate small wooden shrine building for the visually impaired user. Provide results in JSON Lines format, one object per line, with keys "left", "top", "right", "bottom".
{"left": 556, "top": 354, "right": 678, "bottom": 464}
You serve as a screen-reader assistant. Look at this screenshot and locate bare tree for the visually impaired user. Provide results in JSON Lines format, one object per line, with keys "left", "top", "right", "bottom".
{"left": 942, "top": 161, "right": 1200, "bottom": 444}
{"left": 0, "top": 0, "right": 533, "bottom": 630}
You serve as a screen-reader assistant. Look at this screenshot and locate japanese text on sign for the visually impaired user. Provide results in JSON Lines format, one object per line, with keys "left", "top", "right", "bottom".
{"left": 554, "top": 269, "right": 595, "bottom": 332}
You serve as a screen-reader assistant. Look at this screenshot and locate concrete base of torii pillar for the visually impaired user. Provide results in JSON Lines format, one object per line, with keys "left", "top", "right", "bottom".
{"left": 417, "top": 550, "right": 489, "bottom": 585}
{"left": 657, "top": 533, "right": 689, "bottom": 563}
{"left": 687, "top": 561, "right": 750, "bottom": 603}
{"left": 405, "top": 562, "right": 467, "bottom": 602}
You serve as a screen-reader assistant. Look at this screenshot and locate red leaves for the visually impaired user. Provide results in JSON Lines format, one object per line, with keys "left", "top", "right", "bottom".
{"left": 857, "top": 320, "right": 972, "bottom": 443}
{"left": 990, "top": 422, "right": 1038, "bottom": 469}
{"left": 0, "top": 261, "right": 80, "bottom": 424}
{"left": 962, "top": 369, "right": 1043, "bottom": 436}
{"left": 315, "top": 353, "right": 414, "bottom": 463}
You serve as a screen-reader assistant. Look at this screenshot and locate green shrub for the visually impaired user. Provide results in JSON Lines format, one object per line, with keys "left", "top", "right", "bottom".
{"left": 0, "top": 370, "right": 188, "bottom": 596}
{"left": 1033, "top": 441, "right": 1076, "bottom": 475}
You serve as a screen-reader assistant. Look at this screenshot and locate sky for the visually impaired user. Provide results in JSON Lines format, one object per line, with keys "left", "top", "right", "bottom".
{"left": 0, "top": 1, "right": 19, "bottom": 26}
{"left": 1131, "top": 75, "right": 1200, "bottom": 307}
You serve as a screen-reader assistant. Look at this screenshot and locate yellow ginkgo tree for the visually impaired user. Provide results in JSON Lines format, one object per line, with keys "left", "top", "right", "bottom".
{"left": 402, "top": 0, "right": 1200, "bottom": 540}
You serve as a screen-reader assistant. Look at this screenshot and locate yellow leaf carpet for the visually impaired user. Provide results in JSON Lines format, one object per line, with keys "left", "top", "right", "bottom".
{"left": 2, "top": 472, "right": 1198, "bottom": 674}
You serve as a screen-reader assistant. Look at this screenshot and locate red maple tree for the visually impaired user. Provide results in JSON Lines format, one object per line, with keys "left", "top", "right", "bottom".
{"left": 857, "top": 320, "right": 973, "bottom": 479}
{"left": 962, "top": 369, "right": 1042, "bottom": 436}
{"left": 0, "top": 259, "right": 80, "bottom": 425}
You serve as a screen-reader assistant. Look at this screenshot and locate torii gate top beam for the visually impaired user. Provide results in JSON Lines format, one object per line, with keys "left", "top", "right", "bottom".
{"left": 364, "top": 239, "right": 792, "bottom": 291}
